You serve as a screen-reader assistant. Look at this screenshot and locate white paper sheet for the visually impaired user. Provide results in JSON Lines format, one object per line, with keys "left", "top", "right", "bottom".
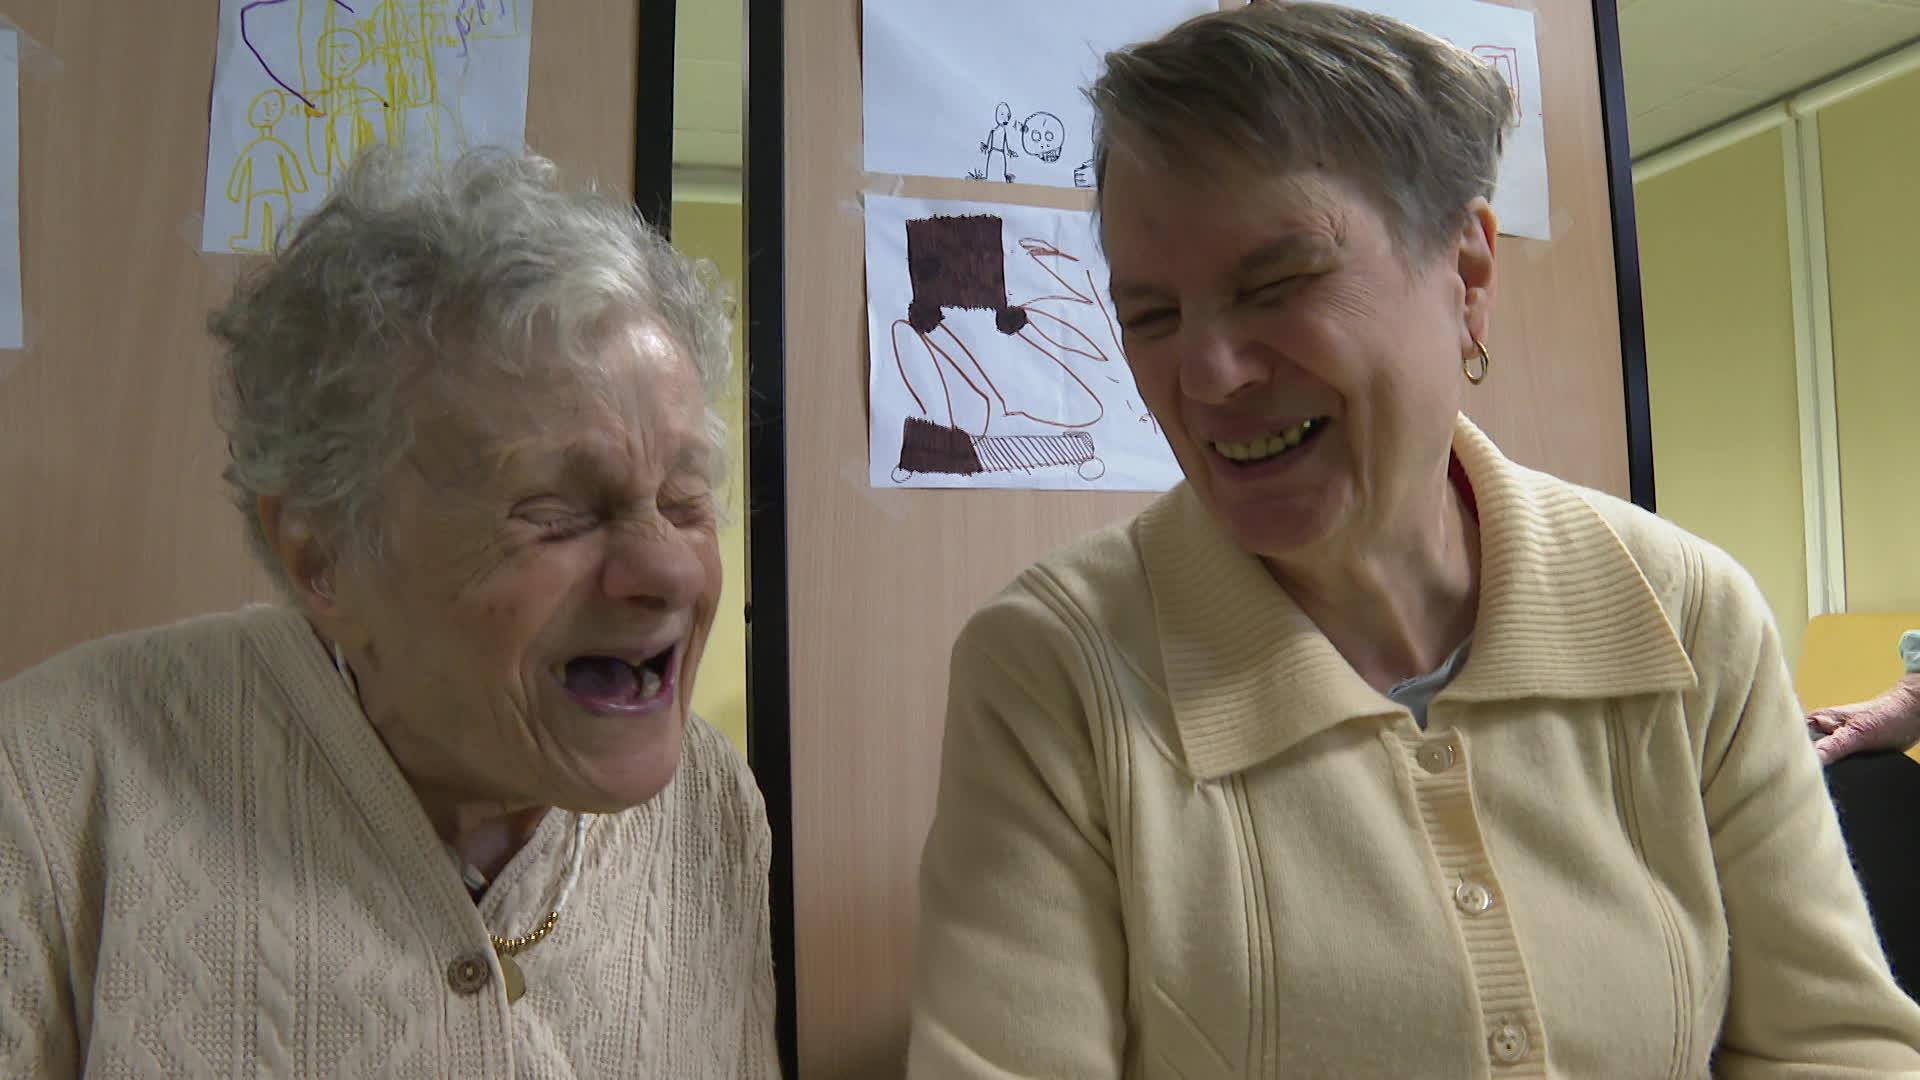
{"left": 865, "top": 194, "right": 1181, "bottom": 492}
{"left": 199, "top": 0, "right": 534, "bottom": 254}
{"left": 0, "top": 29, "right": 21, "bottom": 349}
{"left": 862, "top": 0, "right": 1213, "bottom": 190}
{"left": 1337, "top": 0, "right": 1551, "bottom": 239}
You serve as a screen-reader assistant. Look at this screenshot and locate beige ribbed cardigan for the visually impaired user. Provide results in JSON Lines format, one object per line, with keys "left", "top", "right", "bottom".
{"left": 910, "top": 415, "right": 1920, "bottom": 1077}
{"left": 0, "top": 605, "right": 778, "bottom": 1077}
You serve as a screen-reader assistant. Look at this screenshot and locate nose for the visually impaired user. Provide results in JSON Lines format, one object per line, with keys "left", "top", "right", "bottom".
{"left": 599, "top": 518, "right": 708, "bottom": 610}
{"left": 1179, "top": 316, "right": 1268, "bottom": 405}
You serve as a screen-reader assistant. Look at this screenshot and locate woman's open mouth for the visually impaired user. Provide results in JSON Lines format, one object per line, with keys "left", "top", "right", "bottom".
{"left": 557, "top": 645, "right": 678, "bottom": 715}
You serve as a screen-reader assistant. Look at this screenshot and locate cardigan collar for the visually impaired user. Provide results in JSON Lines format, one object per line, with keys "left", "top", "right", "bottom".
{"left": 239, "top": 606, "right": 576, "bottom": 932}
{"left": 1137, "top": 414, "right": 1698, "bottom": 781}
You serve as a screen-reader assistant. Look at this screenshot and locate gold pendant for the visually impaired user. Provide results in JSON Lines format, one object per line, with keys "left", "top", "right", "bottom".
{"left": 498, "top": 950, "right": 527, "bottom": 1004}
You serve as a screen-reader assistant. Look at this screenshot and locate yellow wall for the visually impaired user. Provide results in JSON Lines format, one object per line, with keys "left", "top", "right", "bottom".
{"left": 1635, "top": 128, "right": 1809, "bottom": 665}
{"left": 1819, "top": 68, "right": 1920, "bottom": 615}
{"left": 672, "top": 197, "right": 750, "bottom": 755}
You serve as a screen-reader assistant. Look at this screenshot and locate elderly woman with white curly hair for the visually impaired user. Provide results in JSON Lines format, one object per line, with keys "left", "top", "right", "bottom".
{"left": 0, "top": 148, "right": 777, "bottom": 1077}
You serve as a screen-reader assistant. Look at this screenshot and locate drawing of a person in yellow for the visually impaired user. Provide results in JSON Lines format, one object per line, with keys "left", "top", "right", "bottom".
{"left": 226, "top": 89, "right": 308, "bottom": 253}
{"left": 367, "top": 0, "right": 466, "bottom": 166}
{"left": 306, "top": 26, "right": 387, "bottom": 189}
{"left": 389, "top": 51, "right": 464, "bottom": 163}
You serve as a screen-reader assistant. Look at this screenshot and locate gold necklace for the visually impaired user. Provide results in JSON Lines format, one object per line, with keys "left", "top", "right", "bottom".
{"left": 331, "top": 641, "right": 590, "bottom": 1004}
{"left": 487, "top": 814, "right": 588, "bottom": 1003}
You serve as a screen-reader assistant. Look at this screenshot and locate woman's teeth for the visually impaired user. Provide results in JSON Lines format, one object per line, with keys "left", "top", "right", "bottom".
{"left": 1214, "top": 417, "right": 1325, "bottom": 462}
{"left": 636, "top": 664, "right": 663, "bottom": 698}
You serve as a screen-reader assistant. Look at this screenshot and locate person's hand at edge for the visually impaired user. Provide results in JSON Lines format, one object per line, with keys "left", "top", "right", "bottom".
{"left": 1810, "top": 673, "right": 1920, "bottom": 765}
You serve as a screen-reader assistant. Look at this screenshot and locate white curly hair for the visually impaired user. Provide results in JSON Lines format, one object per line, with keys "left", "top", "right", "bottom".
{"left": 209, "top": 145, "right": 734, "bottom": 587}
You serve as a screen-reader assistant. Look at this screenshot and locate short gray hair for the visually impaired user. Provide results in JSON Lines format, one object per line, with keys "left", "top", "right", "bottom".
{"left": 1087, "top": 0, "right": 1514, "bottom": 256}
{"left": 210, "top": 146, "right": 734, "bottom": 587}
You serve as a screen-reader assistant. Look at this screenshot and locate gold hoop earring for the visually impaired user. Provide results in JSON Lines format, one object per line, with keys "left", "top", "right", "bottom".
{"left": 1463, "top": 339, "right": 1490, "bottom": 385}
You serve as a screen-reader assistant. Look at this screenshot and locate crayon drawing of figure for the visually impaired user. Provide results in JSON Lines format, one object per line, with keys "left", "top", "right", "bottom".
{"left": 227, "top": 89, "right": 309, "bottom": 253}
{"left": 306, "top": 26, "right": 387, "bottom": 190}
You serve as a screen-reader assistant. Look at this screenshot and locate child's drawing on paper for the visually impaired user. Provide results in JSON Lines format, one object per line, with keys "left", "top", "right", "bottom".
{"left": 889, "top": 213, "right": 1108, "bottom": 481}
{"left": 201, "top": 0, "right": 535, "bottom": 253}
{"left": 966, "top": 105, "right": 1066, "bottom": 184}
{"left": 305, "top": 25, "right": 386, "bottom": 188}
{"left": 226, "top": 89, "right": 310, "bottom": 252}
{"left": 863, "top": 0, "right": 1216, "bottom": 190}
{"left": 1334, "top": 0, "right": 1550, "bottom": 238}
{"left": 1470, "top": 44, "right": 1522, "bottom": 124}
{"left": 1020, "top": 111, "right": 1065, "bottom": 163}
{"left": 864, "top": 195, "right": 1181, "bottom": 492}
{"left": 969, "top": 103, "right": 1021, "bottom": 183}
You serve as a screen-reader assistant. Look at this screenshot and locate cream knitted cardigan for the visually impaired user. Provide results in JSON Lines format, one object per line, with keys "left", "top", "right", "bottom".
{"left": 0, "top": 606, "right": 779, "bottom": 1077}
{"left": 911, "top": 416, "right": 1920, "bottom": 1077}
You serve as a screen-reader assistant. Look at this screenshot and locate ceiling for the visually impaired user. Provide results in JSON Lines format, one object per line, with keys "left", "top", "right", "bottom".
{"left": 1620, "top": 0, "right": 1920, "bottom": 155}
{"left": 667, "top": 1, "right": 1920, "bottom": 178}
{"left": 671, "top": 0, "right": 744, "bottom": 177}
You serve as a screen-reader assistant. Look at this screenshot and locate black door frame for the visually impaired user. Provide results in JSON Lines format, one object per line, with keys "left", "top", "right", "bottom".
{"left": 741, "top": 0, "right": 799, "bottom": 1073}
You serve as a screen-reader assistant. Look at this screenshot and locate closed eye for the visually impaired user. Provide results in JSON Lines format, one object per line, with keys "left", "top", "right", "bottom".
{"left": 1244, "top": 277, "right": 1302, "bottom": 305}
{"left": 529, "top": 512, "right": 598, "bottom": 541}
{"left": 664, "top": 500, "right": 716, "bottom": 529}
{"left": 512, "top": 499, "right": 600, "bottom": 542}
{"left": 1118, "top": 307, "right": 1178, "bottom": 336}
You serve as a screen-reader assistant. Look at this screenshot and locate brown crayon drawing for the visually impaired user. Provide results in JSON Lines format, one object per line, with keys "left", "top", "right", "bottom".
{"left": 888, "top": 211, "right": 1130, "bottom": 485}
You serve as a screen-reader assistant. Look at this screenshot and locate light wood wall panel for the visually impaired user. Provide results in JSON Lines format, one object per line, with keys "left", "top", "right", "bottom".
{"left": 0, "top": 2, "right": 642, "bottom": 676}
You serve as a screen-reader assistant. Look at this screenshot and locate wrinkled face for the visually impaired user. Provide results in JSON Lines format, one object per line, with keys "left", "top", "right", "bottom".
{"left": 331, "top": 320, "right": 723, "bottom": 813}
{"left": 1102, "top": 154, "right": 1491, "bottom": 562}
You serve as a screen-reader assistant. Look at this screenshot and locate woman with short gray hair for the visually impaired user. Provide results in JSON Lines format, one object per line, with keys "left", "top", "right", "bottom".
{"left": 910, "top": 3, "right": 1920, "bottom": 1075}
{"left": 0, "top": 147, "right": 777, "bottom": 1077}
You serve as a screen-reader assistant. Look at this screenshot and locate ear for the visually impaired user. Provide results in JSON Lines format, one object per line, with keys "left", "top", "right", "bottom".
{"left": 255, "top": 495, "right": 344, "bottom": 619}
{"left": 1455, "top": 197, "right": 1498, "bottom": 353}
